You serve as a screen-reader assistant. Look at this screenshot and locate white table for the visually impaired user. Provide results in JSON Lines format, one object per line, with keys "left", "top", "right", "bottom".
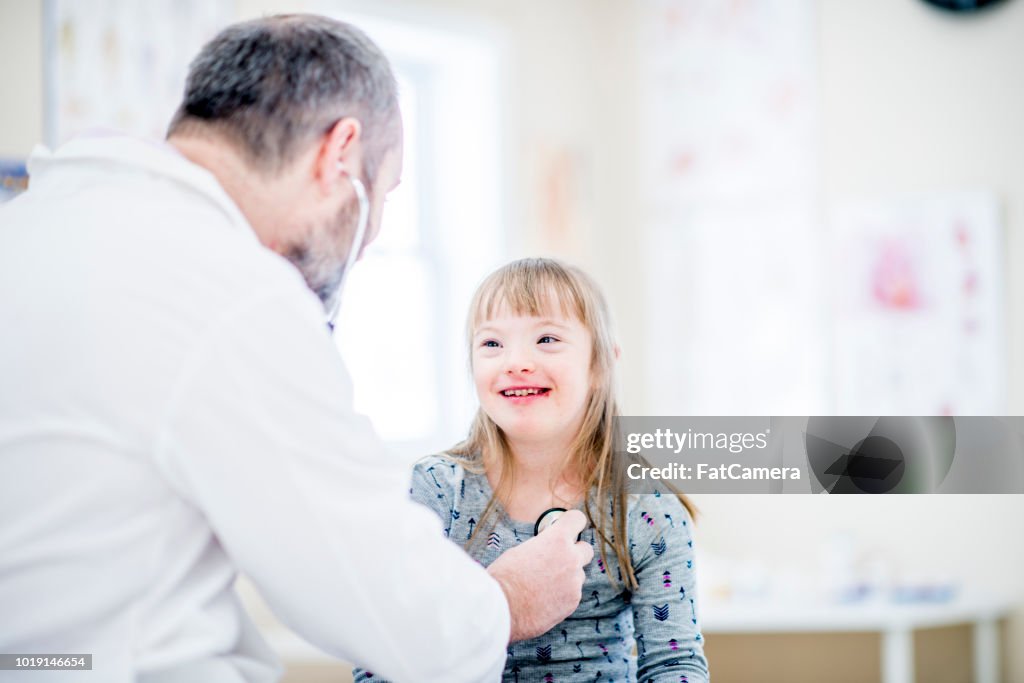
{"left": 701, "top": 598, "right": 1009, "bottom": 683}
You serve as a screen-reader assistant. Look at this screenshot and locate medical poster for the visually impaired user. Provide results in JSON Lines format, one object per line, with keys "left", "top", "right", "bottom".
{"left": 639, "top": 0, "right": 817, "bottom": 203}
{"left": 46, "top": 0, "right": 230, "bottom": 145}
{"left": 638, "top": 0, "right": 821, "bottom": 414}
{"left": 831, "top": 193, "right": 1005, "bottom": 415}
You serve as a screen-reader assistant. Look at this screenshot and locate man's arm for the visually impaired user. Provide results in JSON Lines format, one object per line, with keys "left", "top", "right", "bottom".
{"left": 153, "top": 289, "right": 508, "bottom": 682}
{"left": 405, "top": 459, "right": 593, "bottom": 644}
{"left": 153, "top": 288, "right": 590, "bottom": 681}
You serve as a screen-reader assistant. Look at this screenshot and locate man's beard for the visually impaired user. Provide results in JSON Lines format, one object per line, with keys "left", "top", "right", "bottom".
{"left": 283, "top": 197, "right": 361, "bottom": 314}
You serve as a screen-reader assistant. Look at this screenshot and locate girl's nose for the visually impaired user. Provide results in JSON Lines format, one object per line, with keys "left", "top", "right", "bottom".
{"left": 504, "top": 349, "right": 534, "bottom": 375}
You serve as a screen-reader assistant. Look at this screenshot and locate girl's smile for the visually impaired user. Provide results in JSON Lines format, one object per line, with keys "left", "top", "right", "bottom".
{"left": 497, "top": 385, "right": 552, "bottom": 403}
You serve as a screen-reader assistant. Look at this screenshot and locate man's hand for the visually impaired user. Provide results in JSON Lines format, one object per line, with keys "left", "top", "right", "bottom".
{"left": 486, "top": 509, "right": 594, "bottom": 642}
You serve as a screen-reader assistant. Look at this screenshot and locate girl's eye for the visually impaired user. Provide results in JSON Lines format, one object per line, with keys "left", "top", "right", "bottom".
{"left": 481, "top": 340, "right": 500, "bottom": 348}
{"left": 538, "top": 335, "right": 558, "bottom": 344}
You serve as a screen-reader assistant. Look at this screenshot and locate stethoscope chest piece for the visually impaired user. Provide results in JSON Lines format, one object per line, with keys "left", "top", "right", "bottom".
{"left": 534, "top": 507, "right": 568, "bottom": 536}
{"left": 534, "top": 507, "right": 583, "bottom": 541}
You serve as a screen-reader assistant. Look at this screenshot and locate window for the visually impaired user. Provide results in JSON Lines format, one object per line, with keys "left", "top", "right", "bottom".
{"left": 327, "top": 10, "right": 505, "bottom": 459}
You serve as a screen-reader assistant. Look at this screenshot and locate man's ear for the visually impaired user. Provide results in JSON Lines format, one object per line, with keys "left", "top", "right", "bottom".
{"left": 315, "top": 117, "right": 363, "bottom": 193}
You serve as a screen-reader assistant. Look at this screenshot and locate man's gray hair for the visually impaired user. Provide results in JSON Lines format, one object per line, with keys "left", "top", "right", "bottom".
{"left": 168, "top": 14, "right": 399, "bottom": 183}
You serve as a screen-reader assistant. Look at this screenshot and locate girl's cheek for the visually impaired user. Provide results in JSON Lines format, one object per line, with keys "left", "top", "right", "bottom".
{"left": 473, "top": 362, "right": 496, "bottom": 389}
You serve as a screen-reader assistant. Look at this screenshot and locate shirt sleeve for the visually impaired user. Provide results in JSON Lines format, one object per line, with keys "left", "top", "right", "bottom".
{"left": 408, "top": 457, "right": 469, "bottom": 539}
{"left": 353, "top": 458, "right": 467, "bottom": 683}
{"left": 153, "top": 288, "right": 508, "bottom": 683}
{"left": 629, "top": 492, "right": 710, "bottom": 683}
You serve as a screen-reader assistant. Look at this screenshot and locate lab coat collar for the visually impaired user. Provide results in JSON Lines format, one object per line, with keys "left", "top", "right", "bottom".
{"left": 27, "top": 131, "right": 256, "bottom": 243}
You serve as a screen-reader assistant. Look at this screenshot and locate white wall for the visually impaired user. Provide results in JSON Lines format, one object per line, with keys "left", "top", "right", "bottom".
{"left": 791, "top": 1, "right": 1024, "bottom": 674}
{"left": 819, "top": 0, "right": 1024, "bottom": 414}
{"left": 656, "top": 2, "right": 1024, "bottom": 675}
{"left": 0, "top": 0, "right": 43, "bottom": 156}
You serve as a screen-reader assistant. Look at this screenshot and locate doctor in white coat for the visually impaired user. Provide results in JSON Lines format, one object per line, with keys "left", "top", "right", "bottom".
{"left": 0, "top": 14, "right": 592, "bottom": 683}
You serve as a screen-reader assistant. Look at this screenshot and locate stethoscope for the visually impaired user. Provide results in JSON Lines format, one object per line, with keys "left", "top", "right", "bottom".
{"left": 534, "top": 507, "right": 583, "bottom": 541}
{"left": 325, "top": 164, "right": 369, "bottom": 334}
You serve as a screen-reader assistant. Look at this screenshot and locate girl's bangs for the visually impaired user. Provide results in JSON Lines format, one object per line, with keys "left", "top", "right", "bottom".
{"left": 470, "top": 264, "right": 587, "bottom": 330}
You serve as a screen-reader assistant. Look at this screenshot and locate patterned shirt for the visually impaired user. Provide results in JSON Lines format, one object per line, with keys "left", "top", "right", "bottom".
{"left": 354, "top": 454, "right": 710, "bottom": 683}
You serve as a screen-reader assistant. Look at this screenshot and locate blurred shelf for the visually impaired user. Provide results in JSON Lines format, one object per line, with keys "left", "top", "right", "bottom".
{"left": 702, "top": 595, "right": 1010, "bottom": 632}
{"left": 702, "top": 596, "right": 1014, "bottom": 683}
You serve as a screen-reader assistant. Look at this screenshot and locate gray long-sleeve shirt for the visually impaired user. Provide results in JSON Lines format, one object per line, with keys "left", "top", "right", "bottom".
{"left": 354, "top": 454, "right": 710, "bottom": 683}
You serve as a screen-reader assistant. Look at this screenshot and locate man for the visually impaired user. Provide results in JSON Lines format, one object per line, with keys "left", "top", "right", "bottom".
{"left": 0, "top": 14, "right": 592, "bottom": 682}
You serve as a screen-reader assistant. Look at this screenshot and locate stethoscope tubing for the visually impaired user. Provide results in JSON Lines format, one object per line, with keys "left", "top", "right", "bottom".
{"left": 326, "top": 172, "right": 369, "bottom": 331}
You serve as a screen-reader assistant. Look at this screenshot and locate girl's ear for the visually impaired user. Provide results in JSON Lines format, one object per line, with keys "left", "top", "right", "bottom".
{"left": 614, "top": 344, "right": 621, "bottom": 361}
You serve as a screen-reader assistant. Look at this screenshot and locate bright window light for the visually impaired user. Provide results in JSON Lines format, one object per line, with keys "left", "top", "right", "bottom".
{"left": 326, "top": 9, "right": 505, "bottom": 458}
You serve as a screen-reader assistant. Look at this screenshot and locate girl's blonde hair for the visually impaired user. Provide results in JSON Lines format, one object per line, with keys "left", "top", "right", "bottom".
{"left": 448, "top": 257, "right": 697, "bottom": 591}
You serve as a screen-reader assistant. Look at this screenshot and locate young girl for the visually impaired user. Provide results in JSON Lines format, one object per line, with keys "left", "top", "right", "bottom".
{"left": 355, "top": 258, "right": 709, "bottom": 682}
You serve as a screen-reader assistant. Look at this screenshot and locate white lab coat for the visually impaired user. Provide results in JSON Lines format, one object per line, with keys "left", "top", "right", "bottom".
{"left": 0, "top": 133, "right": 508, "bottom": 682}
